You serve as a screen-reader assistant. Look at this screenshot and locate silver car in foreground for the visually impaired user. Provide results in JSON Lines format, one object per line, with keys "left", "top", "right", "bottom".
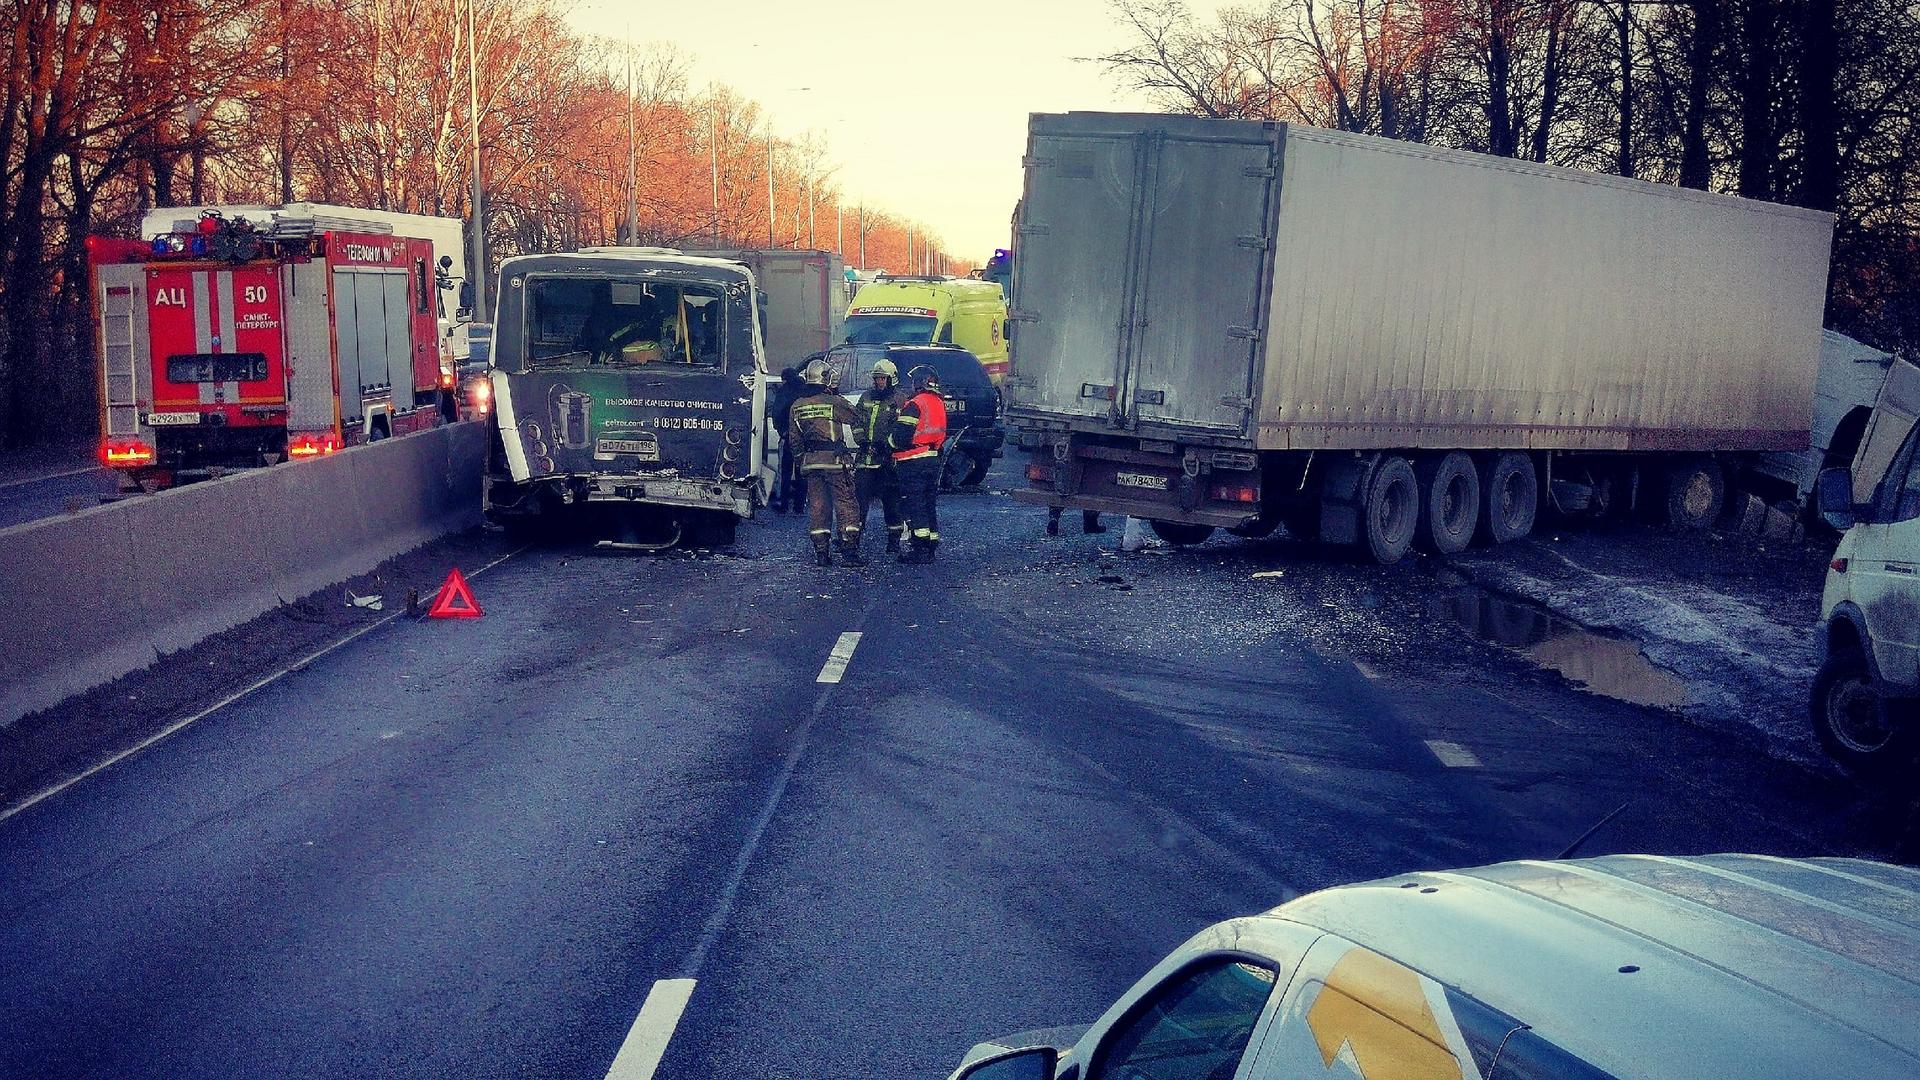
{"left": 951, "top": 854, "right": 1920, "bottom": 1080}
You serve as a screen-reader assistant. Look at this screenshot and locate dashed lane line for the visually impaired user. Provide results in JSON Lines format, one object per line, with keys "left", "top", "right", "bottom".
{"left": 1425, "top": 739, "right": 1482, "bottom": 768}
{"left": 815, "top": 631, "right": 863, "bottom": 683}
{"left": 603, "top": 979, "right": 696, "bottom": 1080}
{"left": 0, "top": 546, "right": 527, "bottom": 827}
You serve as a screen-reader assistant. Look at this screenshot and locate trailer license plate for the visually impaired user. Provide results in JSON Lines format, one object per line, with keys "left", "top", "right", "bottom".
{"left": 1115, "top": 471, "right": 1169, "bottom": 491}
{"left": 596, "top": 438, "right": 660, "bottom": 461}
{"left": 147, "top": 411, "right": 200, "bottom": 426}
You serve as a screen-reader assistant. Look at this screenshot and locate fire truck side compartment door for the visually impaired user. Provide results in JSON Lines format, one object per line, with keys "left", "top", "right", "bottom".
{"left": 284, "top": 260, "right": 337, "bottom": 434}
{"left": 383, "top": 273, "right": 412, "bottom": 399}
{"left": 333, "top": 271, "right": 366, "bottom": 421}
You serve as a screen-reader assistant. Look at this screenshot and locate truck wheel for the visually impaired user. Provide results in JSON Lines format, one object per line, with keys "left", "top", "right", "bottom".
{"left": 1229, "top": 514, "right": 1281, "bottom": 540}
{"left": 1417, "top": 451, "right": 1481, "bottom": 554}
{"left": 1480, "top": 452, "right": 1538, "bottom": 545}
{"left": 1811, "top": 649, "right": 1915, "bottom": 777}
{"left": 1663, "top": 457, "right": 1725, "bottom": 530}
{"left": 1150, "top": 520, "right": 1215, "bottom": 546}
{"left": 1362, "top": 455, "right": 1419, "bottom": 564}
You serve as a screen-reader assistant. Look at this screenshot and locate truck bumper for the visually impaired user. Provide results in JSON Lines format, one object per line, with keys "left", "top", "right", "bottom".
{"left": 1012, "top": 486, "right": 1254, "bottom": 527}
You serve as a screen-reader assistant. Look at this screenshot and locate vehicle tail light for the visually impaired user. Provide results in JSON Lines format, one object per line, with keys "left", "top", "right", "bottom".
{"left": 1210, "top": 479, "right": 1260, "bottom": 503}
{"left": 440, "top": 370, "right": 456, "bottom": 389}
{"left": 1831, "top": 557, "right": 1849, "bottom": 573}
{"left": 288, "top": 433, "right": 341, "bottom": 458}
{"left": 1027, "top": 462, "right": 1055, "bottom": 484}
{"left": 100, "top": 438, "right": 156, "bottom": 467}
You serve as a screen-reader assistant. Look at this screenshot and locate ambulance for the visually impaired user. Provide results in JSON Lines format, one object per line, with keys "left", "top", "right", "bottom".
{"left": 842, "top": 275, "right": 1009, "bottom": 383}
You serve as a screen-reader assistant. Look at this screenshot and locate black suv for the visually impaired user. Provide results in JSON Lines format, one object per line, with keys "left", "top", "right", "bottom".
{"left": 822, "top": 342, "right": 1004, "bottom": 488}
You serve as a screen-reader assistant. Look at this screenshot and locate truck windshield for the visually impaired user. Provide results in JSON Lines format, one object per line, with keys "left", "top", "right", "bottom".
{"left": 844, "top": 314, "right": 936, "bottom": 345}
{"left": 526, "top": 277, "right": 724, "bottom": 369}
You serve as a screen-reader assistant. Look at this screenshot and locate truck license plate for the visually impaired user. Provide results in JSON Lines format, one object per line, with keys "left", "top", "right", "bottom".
{"left": 596, "top": 438, "right": 660, "bottom": 461}
{"left": 146, "top": 411, "right": 201, "bottom": 426}
{"left": 1115, "top": 471, "right": 1169, "bottom": 491}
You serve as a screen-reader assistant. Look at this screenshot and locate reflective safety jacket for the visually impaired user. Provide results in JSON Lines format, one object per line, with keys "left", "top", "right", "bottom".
{"left": 852, "top": 387, "right": 901, "bottom": 469}
{"left": 889, "top": 390, "right": 948, "bottom": 462}
{"left": 787, "top": 389, "right": 859, "bottom": 472}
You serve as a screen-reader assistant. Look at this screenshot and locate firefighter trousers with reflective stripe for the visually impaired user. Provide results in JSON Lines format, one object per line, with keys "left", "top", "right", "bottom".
{"left": 896, "top": 457, "right": 940, "bottom": 542}
{"left": 805, "top": 466, "right": 862, "bottom": 542}
{"left": 855, "top": 465, "right": 904, "bottom": 540}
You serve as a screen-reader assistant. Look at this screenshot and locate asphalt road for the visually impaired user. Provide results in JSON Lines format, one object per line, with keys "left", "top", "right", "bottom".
{"left": 0, "top": 465, "right": 1894, "bottom": 1079}
{"left": 0, "top": 465, "right": 118, "bottom": 529}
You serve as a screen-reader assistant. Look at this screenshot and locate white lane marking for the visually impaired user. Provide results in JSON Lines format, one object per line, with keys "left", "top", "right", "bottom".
{"left": 0, "top": 546, "right": 527, "bottom": 827}
{"left": 0, "top": 465, "right": 102, "bottom": 491}
{"left": 815, "top": 631, "right": 862, "bottom": 684}
{"left": 1425, "top": 739, "right": 1482, "bottom": 768}
{"left": 603, "top": 978, "right": 696, "bottom": 1080}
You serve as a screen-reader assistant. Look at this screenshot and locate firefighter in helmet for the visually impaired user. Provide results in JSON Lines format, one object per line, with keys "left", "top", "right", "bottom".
{"left": 888, "top": 363, "right": 948, "bottom": 563}
{"left": 852, "top": 358, "right": 906, "bottom": 553}
{"left": 787, "top": 357, "right": 866, "bottom": 566}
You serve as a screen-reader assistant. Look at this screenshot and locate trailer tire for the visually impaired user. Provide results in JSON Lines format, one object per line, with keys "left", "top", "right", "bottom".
{"left": 1362, "top": 455, "right": 1419, "bottom": 564}
{"left": 1663, "top": 457, "right": 1725, "bottom": 530}
{"left": 1150, "top": 520, "right": 1215, "bottom": 546}
{"left": 1416, "top": 452, "right": 1481, "bottom": 555}
{"left": 1480, "top": 452, "right": 1539, "bottom": 545}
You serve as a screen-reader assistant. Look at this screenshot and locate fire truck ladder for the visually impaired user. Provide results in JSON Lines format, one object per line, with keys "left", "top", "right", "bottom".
{"left": 101, "top": 283, "right": 141, "bottom": 436}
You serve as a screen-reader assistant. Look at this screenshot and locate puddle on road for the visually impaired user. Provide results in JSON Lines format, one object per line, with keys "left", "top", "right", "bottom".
{"left": 1430, "top": 585, "right": 1692, "bottom": 709}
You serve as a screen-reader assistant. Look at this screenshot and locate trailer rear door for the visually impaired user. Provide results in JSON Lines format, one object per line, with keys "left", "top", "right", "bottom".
{"left": 1017, "top": 118, "right": 1276, "bottom": 437}
{"left": 1128, "top": 129, "right": 1276, "bottom": 434}
{"left": 1015, "top": 132, "right": 1143, "bottom": 424}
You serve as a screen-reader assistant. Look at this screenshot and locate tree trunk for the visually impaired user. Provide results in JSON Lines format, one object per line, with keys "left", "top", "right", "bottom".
{"left": 1616, "top": 0, "right": 1635, "bottom": 178}
{"left": 1680, "top": 0, "right": 1720, "bottom": 189}
{"left": 1738, "top": 0, "right": 1777, "bottom": 199}
{"left": 1487, "top": 12, "right": 1516, "bottom": 156}
{"left": 1532, "top": 8, "right": 1563, "bottom": 163}
{"left": 1796, "top": 0, "right": 1839, "bottom": 212}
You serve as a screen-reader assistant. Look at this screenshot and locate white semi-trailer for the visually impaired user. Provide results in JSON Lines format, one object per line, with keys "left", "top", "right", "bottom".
{"left": 1008, "top": 112, "right": 1837, "bottom": 562}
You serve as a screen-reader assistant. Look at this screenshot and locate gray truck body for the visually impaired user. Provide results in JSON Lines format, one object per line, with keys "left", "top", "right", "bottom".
{"left": 685, "top": 248, "right": 844, "bottom": 369}
{"left": 1010, "top": 112, "right": 1834, "bottom": 452}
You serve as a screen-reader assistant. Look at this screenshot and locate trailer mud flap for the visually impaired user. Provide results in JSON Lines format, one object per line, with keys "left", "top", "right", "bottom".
{"left": 1317, "top": 454, "right": 1375, "bottom": 545}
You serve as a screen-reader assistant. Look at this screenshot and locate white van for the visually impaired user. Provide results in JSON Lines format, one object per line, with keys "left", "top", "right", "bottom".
{"left": 1813, "top": 352, "right": 1920, "bottom": 774}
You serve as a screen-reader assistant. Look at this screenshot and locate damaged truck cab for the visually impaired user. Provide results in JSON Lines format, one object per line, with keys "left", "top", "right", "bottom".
{"left": 483, "top": 249, "right": 767, "bottom": 547}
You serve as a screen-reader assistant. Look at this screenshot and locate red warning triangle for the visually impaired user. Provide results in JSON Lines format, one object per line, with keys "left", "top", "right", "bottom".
{"left": 427, "top": 567, "right": 483, "bottom": 619}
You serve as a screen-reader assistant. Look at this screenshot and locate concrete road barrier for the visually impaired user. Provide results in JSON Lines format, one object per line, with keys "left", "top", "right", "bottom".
{"left": 0, "top": 422, "right": 485, "bottom": 726}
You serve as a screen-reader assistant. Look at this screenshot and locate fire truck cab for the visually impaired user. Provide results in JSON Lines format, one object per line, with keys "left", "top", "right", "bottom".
{"left": 91, "top": 205, "right": 461, "bottom": 489}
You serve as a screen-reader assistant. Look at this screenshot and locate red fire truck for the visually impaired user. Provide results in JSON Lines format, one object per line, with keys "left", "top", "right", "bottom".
{"left": 89, "top": 207, "right": 459, "bottom": 490}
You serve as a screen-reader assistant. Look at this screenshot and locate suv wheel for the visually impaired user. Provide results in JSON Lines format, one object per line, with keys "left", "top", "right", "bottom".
{"left": 1810, "top": 648, "right": 1915, "bottom": 776}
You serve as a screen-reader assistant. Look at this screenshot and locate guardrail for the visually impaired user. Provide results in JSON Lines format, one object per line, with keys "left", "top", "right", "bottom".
{"left": 0, "top": 421, "right": 485, "bottom": 726}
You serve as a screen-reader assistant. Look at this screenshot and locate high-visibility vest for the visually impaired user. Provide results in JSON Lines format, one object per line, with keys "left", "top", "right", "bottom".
{"left": 893, "top": 391, "right": 947, "bottom": 461}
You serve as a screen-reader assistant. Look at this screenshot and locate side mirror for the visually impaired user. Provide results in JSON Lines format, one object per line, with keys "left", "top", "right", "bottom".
{"left": 1817, "top": 466, "right": 1858, "bottom": 531}
{"left": 953, "top": 1047, "right": 1057, "bottom": 1080}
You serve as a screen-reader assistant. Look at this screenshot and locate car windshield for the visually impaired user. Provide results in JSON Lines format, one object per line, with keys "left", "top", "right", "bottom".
{"left": 525, "top": 276, "right": 723, "bottom": 368}
{"left": 843, "top": 313, "right": 936, "bottom": 345}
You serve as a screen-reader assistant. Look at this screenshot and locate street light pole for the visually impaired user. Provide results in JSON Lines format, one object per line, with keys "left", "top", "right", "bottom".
{"left": 710, "top": 107, "right": 720, "bottom": 248}
{"left": 625, "top": 25, "right": 638, "bottom": 245}
{"left": 466, "top": 0, "right": 486, "bottom": 320}
{"left": 765, "top": 120, "right": 774, "bottom": 248}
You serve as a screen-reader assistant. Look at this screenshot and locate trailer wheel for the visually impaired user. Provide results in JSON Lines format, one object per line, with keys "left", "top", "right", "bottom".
{"left": 1663, "top": 457, "right": 1725, "bottom": 530}
{"left": 1362, "top": 455, "right": 1419, "bottom": 564}
{"left": 1150, "top": 520, "right": 1215, "bottom": 546}
{"left": 1416, "top": 451, "right": 1481, "bottom": 554}
{"left": 1480, "top": 452, "right": 1538, "bottom": 545}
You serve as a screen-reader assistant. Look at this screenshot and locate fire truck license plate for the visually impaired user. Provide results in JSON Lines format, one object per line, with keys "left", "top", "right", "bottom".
{"left": 1115, "top": 471, "right": 1169, "bottom": 491}
{"left": 147, "top": 411, "right": 201, "bottom": 426}
{"left": 596, "top": 438, "right": 660, "bottom": 460}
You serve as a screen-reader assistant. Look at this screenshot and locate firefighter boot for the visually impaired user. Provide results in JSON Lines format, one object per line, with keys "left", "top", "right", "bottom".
{"left": 839, "top": 533, "right": 867, "bottom": 567}
{"left": 811, "top": 534, "right": 834, "bottom": 566}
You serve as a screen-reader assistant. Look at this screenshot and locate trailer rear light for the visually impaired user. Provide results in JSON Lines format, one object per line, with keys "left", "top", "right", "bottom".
{"left": 1027, "top": 462, "right": 1056, "bottom": 484}
{"left": 468, "top": 377, "right": 492, "bottom": 413}
{"left": 288, "top": 433, "right": 341, "bottom": 458}
{"left": 99, "top": 439, "right": 156, "bottom": 467}
{"left": 1831, "top": 558, "right": 1849, "bottom": 573}
{"left": 1210, "top": 479, "right": 1260, "bottom": 503}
